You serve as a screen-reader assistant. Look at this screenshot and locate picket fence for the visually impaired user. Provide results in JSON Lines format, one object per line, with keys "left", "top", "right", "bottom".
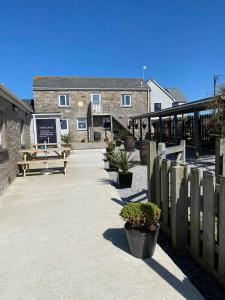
{"left": 147, "top": 140, "right": 225, "bottom": 287}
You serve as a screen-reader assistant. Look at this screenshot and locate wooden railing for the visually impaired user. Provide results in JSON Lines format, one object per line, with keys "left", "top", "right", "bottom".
{"left": 147, "top": 139, "right": 225, "bottom": 287}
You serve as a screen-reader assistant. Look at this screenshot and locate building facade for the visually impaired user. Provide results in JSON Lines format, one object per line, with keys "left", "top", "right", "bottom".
{"left": 33, "top": 77, "right": 149, "bottom": 144}
{"left": 147, "top": 78, "right": 187, "bottom": 112}
{"left": 0, "top": 84, "right": 32, "bottom": 195}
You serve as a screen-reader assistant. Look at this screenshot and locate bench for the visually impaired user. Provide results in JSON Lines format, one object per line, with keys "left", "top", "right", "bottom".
{"left": 17, "top": 159, "right": 68, "bottom": 177}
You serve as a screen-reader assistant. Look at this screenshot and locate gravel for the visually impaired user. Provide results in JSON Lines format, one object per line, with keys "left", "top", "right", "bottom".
{"left": 106, "top": 151, "right": 225, "bottom": 300}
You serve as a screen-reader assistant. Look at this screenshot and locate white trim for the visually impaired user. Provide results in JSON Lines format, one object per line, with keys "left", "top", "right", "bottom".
{"left": 58, "top": 94, "right": 70, "bottom": 107}
{"left": 121, "top": 94, "right": 132, "bottom": 107}
{"left": 77, "top": 118, "right": 87, "bottom": 131}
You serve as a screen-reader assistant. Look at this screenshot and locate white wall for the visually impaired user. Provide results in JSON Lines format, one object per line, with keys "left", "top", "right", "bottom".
{"left": 148, "top": 80, "right": 174, "bottom": 112}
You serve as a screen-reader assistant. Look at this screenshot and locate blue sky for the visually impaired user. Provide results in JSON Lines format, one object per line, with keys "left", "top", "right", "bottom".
{"left": 0, "top": 0, "right": 225, "bottom": 100}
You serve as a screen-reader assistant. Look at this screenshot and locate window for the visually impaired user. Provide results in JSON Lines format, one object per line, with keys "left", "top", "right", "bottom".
{"left": 121, "top": 95, "right": 132, "bottom": 107}
{"left": 91, "top": 94, "right": 101, "bottom": 104}
{"left": 59, "top": 95, "right": 70, "bottom": 107}
{"left": 154, "top": 103, "right": 161, "bottom": 112}
{"left": 77, "top": 118, "right": 87, "bottom": 131}
{"left": 103, "top": 117, "right": 111, "bottom": 129}
{"left": 60, "top": 119, "right": 69, "bottom": 130}
{"left": 172, "top": 102, "right": 179, "bottom": 107}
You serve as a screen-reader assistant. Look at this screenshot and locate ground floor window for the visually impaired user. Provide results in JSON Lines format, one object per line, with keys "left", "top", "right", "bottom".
{"left": 77, "top": 118, "right": 87, "bottom": 131}
{"left": 60, "top": 119, "right": 69, "bottom": 131}
{"left": 103, "top": 117, "right": 111, "bottom": 129}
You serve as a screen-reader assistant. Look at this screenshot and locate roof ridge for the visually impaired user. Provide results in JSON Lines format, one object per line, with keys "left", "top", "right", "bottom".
{"left": 33, "top": 76, "right": 144, "bottom": 80}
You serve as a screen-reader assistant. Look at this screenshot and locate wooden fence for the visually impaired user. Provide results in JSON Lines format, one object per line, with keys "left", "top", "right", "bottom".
{"left": 147, "top": 140, "right": 225, "bottom": 287}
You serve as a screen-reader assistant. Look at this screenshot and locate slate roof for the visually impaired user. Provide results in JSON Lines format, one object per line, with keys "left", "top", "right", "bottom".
{"left": 33, "top": 76, "right": 149, "bottom": 90}
{"left": 164, "top": 87, "right": 187, "bottom": 103}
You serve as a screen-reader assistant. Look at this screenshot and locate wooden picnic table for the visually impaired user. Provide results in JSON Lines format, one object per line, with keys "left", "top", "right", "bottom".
{"left": 18, "top": 147, "right": 70, "bottom": 177}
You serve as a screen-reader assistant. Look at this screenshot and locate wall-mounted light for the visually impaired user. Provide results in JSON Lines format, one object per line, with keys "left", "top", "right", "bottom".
{"left": 127, "top": 125, "right": 131, "bottom": 130}
{"left": 135, "top": 123, "right": 139, "bottom": 129}
{"left": 142, "top": 123, "right": 147, "bottom": 129}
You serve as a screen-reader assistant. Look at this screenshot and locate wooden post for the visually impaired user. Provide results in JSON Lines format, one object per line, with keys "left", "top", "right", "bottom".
{"left": 155, "top": 158, "right": 162, "bottom": 207}
{"left": 132, "top": 119, "right": 135, "bottom": 137}
{"left": 140, "top": 118, "right": 143, "bottom": 141}
{"left": 147, "top": 117, "right": 151, "bottom": 140}
{"left": 215, "top": 138, "right": 225, "bottom": 182}
{"left": 203, "top": 172, "right": 215, "bottom": 269}
{"left": 190, "top": 168, "right": 202, "bottom": 255}
{"left": 161, "top": 160, "right": 171, "bottom": 228}
{"left": 194, "top": 110, "right": 200, "bottom": 158}
{"left": 174, "top": 114, "right": 178, "bottom": 144}
{"left": 218, "top": 176, "right": 225, "bottom": 276}
{"left": 147, "top": 141, "right": 157, "bottom": 203}
{"left": 170, "top": 164, "right": 185, "bottom": 250}
{"left": 159, "top": 117, "right": 162, "bottom": 142}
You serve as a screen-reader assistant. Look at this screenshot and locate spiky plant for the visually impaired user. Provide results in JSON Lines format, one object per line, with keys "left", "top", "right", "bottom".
{"left": 109, "top": 150, "right": 138, "bottom": 174}
{"left": 61, "top": 132, "right": 74, "bottom": 147}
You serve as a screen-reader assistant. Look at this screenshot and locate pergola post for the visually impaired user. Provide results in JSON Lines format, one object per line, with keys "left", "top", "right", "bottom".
{"left": 140, "top": 118, "right": 143, "bottom": 141}
{"left": 174, "top": 114, "right": 178, "bottom": 144}
{"left": 132, "top": 118, "right": 135, "bottom": 137}
{"left": 194, "top": 110, "right": 200, "bottom": 158}
{"left": 148, "top": 117, "right": 151, "bottom": 140}
{"left": 159, "top": 117, "right": 162, "bottom": 142}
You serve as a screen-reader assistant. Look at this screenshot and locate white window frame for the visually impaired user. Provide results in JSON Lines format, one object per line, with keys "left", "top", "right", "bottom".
{"left": 58, "top": 95, "right": 70, "bottom": 107}
{"left": 77, "top": 118, "right": 87, "bottom": 131}
{"left": 60, "top": 118, "right": 69, "bottom": 131}
{"left": 121, "top": 95, "right": 132, "bottom": 107}
{"left": 91, "top": 93, "right": 101, "bottom": 103}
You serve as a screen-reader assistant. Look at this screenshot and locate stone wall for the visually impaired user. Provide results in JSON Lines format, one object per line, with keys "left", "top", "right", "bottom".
{"left": 34, "top": 89, "right": 148, "bottom": 143}
{"left": 0, "top": 96, "right": 31, "bottom": 196}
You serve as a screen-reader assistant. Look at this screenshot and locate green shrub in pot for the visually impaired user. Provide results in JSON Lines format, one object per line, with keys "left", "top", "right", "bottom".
{"left": 120, "top": 202, "right": 161, "bottom": 258}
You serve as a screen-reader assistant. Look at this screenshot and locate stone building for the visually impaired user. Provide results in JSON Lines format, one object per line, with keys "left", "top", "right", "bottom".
{"left": 32, "top": 76, "right": 150, "bottom": 144}
{"left": 0, "top": 84, "right": 32, "bottom": 195}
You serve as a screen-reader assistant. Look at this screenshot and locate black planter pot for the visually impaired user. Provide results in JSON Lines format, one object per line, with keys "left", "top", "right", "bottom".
{"left": 118, "top": 172, "right": 133, "bottom": 188}
{"left": 125, "top": 223, "right": 160, "bottom": 259}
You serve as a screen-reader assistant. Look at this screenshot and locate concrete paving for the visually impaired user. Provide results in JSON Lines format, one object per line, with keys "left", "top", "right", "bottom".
{"left": 0, "top": 149, "right": 204, "bottom": 300}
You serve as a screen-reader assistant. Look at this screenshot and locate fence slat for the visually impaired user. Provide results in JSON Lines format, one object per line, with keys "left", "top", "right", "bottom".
{"left": 161, "top": 160, "right": 171, "bottom": 227}
{"left": 155, "top": 158, "right": 162, "bottom": 207}
{"left": 147, "top": 141, "right": 157, "bottom": 202}
{"left": 218, "top": 176, "right": 225, "bottom": 276}
{"left": 171, "top": 165, "right": 185, "bottom": 250}
{"left": 203, "top": 172, "right": 215, "bottom": 268}
{"left": 190, "top": 168, "right": 202, "bottom": 255}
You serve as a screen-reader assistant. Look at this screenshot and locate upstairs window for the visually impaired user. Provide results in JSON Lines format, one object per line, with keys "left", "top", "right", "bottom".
{"left": 154, "top": 103, "right": 161, "bottom": 112}
{"left": 59, "top": 95, "right": 70, "bottom": 107}
{"left": 121, "top": 95, "right": 132, "bottom": 107}
{"left": 172, "top": 102, "right": 179, "bottom": 107}
{"left": 91, "top": 94, "right": 101, "bottom": 104}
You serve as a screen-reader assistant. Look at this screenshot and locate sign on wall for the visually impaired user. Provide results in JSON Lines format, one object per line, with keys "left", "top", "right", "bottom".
{"left": 36, "top": 119, "right": 57, "bottom": 143}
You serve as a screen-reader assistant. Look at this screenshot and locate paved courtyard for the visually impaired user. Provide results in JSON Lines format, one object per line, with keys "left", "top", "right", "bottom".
{"left": 0, "top": 149, "right": 203, "bottom": 300}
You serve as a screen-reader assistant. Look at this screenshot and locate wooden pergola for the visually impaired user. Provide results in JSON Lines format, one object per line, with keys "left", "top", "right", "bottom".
{"left": 131, "top": 95, "right": 225, "bottom": 157}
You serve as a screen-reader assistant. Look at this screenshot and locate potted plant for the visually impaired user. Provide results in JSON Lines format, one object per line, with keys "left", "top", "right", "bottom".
{"left": 104, "top": 141, "right": 118, "bottom": 171}
{"left": 109, "top": 150, "right": 138, "bottom": 188}
{"left": 121, "top": 129, "right": 135, "bottom": 152}
{"left": 120, "top": 202, "right": 161, "bottom": 259}
{"left": 61, "top": 132, "right": 74, "bottom": 155}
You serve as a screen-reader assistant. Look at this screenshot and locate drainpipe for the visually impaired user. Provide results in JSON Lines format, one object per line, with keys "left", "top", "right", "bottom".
{"left": 147, "top": 88, "right": 151, "bottom": 113}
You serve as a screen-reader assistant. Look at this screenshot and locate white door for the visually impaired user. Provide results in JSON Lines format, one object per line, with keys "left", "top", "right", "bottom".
{"left": 92, "top": 94, "right": 101, "bottom": 113}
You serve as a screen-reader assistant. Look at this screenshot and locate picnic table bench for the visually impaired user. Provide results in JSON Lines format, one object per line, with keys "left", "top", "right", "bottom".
{"left": 18, "top": 147, "right": 70, "bottom": 177}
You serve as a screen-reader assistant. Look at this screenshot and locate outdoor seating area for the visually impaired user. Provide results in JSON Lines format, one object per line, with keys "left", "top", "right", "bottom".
{"left": 17, "top": 144, "right": 70, "bottom": 177}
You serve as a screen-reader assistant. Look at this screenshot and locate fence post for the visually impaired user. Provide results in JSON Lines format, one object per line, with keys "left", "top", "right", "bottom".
{"left": 203, "top": 172, "right": 215, "bottom": 269}
{"left": 218, "top": 176, "right": 225, "bottom": 277}
{"left": 215, "top": 138, "right": 225, "bottom": 182}
{"left": 147, "top": 141, "right": 157, "bottom": 203}
{"left": 190, "top": 168, "right": 202, "bottom": 255}
{"left": 155, "top": 158, "right": 162, "bottom": 207}
{"left": 170, "top": 164, "right": 185, "bottom": 250}
{"left": 161, "top": 159, "right": 171, "bottom": 228}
